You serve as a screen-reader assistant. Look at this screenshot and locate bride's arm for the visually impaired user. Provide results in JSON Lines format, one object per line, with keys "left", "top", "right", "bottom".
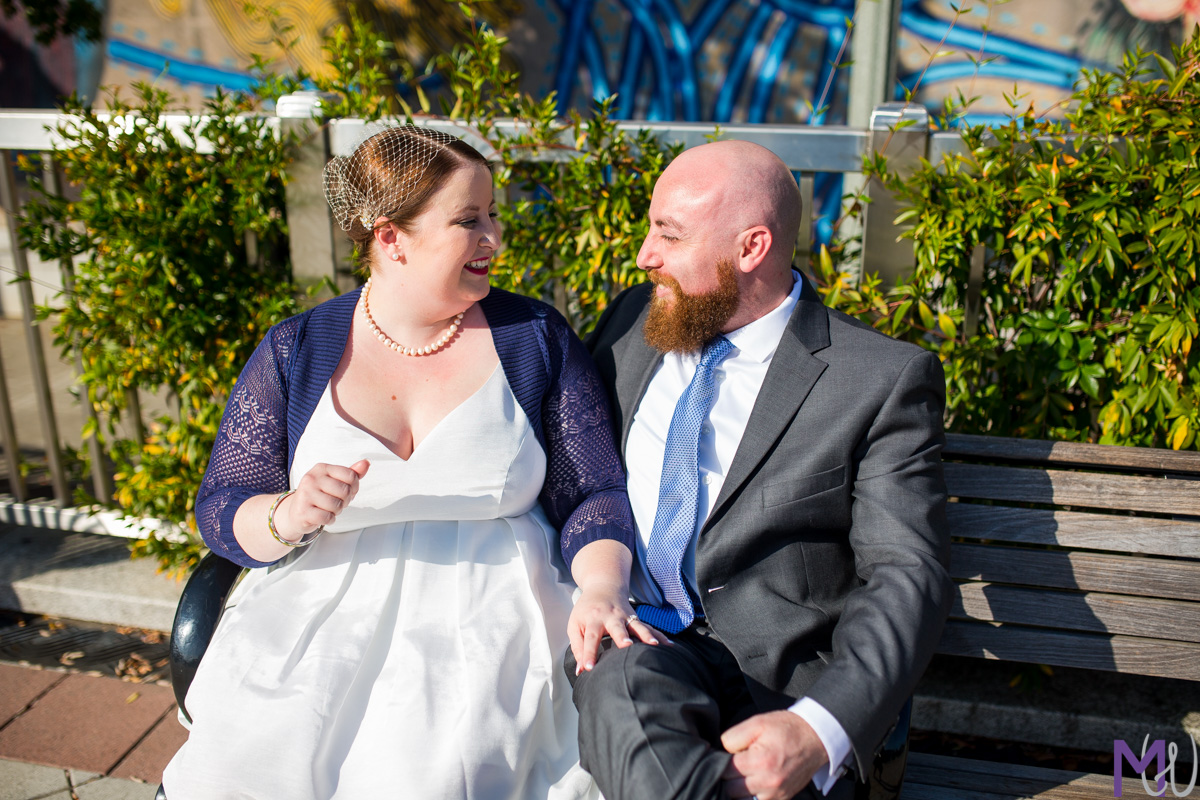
{"left": 198, "top": 318, "right": 372, "bottom": 566}
{"left": 194, "top": 320, "right": 298, "bottom": 568}
{"left": 537, "top": 309, "right": 666, "bottom": 670}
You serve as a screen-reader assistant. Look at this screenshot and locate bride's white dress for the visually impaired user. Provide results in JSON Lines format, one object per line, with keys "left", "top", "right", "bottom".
{"left": 163, "top": 365, "right": 598, "bottom": 800}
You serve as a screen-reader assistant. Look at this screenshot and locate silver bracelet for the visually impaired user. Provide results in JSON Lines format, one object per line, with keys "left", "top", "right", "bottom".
{"left": 267, "top": 490, "right": 323, "bottom": 547}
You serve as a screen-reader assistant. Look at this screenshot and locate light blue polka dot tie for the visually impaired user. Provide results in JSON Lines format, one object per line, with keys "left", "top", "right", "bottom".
{"left": 637, "top": 336, "right": 735, "bottom": 634}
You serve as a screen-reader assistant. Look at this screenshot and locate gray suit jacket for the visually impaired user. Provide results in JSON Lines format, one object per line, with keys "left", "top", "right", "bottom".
{"left": 586, "top": 278, "right": 953, "bottom": 775}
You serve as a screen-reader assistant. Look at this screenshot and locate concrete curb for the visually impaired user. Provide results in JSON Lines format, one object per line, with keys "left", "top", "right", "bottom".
{"left": 0, "top": 525, "right": 183, "bottom": 632}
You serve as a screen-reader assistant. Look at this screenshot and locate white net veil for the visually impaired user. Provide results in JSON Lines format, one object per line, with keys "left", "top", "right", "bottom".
{"left": 323, "top": 124, "right": 462, "bottom": 232}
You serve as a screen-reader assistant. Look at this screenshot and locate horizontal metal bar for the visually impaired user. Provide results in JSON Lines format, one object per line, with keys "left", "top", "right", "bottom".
{"left": 3, "top": 108, "right": 870, "bottom": 172}
{"left": 0, "top": 111, "right": 281, "bottom": 153}
{"left": 928, "top": 129, "right": 1085, "bottom": 163}
{"left": 328, "top": 118, "right": 870, "bottom": 172}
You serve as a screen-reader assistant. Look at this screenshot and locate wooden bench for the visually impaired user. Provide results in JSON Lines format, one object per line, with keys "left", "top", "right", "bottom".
{"left": 163, "top": 432, "right": 1198, "bottom": 800}
{"left": 899, "top": 433, "right": 1200, "bottom": 799}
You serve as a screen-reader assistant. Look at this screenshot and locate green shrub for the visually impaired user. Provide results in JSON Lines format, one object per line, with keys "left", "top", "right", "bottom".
{"left": 20, "top": 85, "right": 301, "bottom": 573}
{"left": 815, "top": 32, "right": 1200, "bottom": 449}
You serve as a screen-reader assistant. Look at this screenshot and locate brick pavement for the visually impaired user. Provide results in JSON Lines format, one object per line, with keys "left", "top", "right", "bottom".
{"left": 0, "top": 662, "right": 187, "bottom": 792}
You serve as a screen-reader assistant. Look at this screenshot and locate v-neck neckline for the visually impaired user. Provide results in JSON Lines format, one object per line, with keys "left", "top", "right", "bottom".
{"left": 325, "top": 363, "right": 501, "bottom": 462}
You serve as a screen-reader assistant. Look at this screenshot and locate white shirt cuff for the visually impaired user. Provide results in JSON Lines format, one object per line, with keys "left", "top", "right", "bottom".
{"left": 788, "top": 697, "right": 852, "bottom": 795}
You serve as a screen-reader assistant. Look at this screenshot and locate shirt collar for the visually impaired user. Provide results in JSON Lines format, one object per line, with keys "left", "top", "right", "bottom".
{"left": 722, "top": 270, "right": 803, "bottom": 364}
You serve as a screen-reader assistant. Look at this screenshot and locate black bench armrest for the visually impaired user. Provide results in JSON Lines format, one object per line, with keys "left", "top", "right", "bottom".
{"left": 168, "top": 551, "right": 244, "bottom": 723}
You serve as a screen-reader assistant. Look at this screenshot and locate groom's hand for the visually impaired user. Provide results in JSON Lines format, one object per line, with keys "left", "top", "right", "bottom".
{"left": 720, "top": 711, "right": 828, "bottom": 800}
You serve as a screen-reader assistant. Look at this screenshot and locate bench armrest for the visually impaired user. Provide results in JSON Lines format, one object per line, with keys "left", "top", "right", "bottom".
{"left": 168, "top": 551, "right": 244, "bottom": 722}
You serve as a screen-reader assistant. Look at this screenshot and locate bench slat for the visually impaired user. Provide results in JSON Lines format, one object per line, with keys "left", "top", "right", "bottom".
{"left": 936, "top": 619, "right": 1200, "bottom": 680}
{"left": 945, "top": 506, "right": 1200, "bottom": 556}
{"left": 899, "top": 783, "right": 1022, "bottom": 800}
{"left": 947, "top": 505, "right": 1200, "bottom": 558}
{"left": 945, "top": 463, "right": 1200, "bottom": 516}
{"left": 904, "top": 753, "right": 1145, "bottom": 799}
{"left": 950, "top": 543, "right": 1200, "bottom": 601}
{"left": 944, "top": 432, "right": 1200, "bottom": 476}
{"left": 903, "top": 769, "right": 1119, "bottom": 799}
{"left": 952, "top": 581, "right": 1200, "bottom": 642}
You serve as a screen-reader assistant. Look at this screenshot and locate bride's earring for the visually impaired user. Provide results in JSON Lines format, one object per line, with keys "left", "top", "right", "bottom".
{"left": 391, "top": 253, "right": 400, "bottom": 261}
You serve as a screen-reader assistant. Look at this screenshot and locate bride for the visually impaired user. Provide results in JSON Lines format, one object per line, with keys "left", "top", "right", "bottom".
{"left": 162, "top": 126, "right": 664, "bottom": 799}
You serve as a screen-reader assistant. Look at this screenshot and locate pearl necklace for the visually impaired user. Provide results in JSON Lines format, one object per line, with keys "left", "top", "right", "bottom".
{"left": 362, "top": 278, "right": 463, "bottom": 356}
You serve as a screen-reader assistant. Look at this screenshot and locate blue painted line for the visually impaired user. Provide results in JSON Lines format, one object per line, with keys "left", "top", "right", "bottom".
{"left": 750, "top": 16, "right": 800, "bottom": 123}
{"left": 554, "top": 0, "right": 595, "bottom": 112}
{"left": 107, "top": 39, "right": 258, "bottom": 91}
{"left": 713, "top": 2, "right": 773, "bottom": 121}
{"left": 623, "top": 0, "right": 675, "bottom": 119}
{"left": 652, "top": 0, "right": 699, "bottom": 120}
{"left": 583, "top": 24, "right": 612, "bottom": 101}
{"left": 767, "top": 0, "right": 856, "bottom": 28}
{"left": 900, "top": 10, "right": 1085, "bottom": 74}
{"left": 956, "top": 113, "right": 1053, "bottom": 128}
{"left": 900, "top": 60, "right": 1077, "bottom": 88}
{"left": 688, "top": 0, "right": 737, "bottom": 44}
{"left": 616, "top": 25, "right": 645, "bottom": 118}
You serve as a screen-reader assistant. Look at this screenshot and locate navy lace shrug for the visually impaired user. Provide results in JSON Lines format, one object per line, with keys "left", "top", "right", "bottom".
{"left": 195, "top": 286, "right": 635, "bottom": 569}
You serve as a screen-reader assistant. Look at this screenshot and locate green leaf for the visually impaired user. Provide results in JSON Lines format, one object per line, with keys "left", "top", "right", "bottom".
{"left": 937, "top": 312, "right": 958, "bottom": 340}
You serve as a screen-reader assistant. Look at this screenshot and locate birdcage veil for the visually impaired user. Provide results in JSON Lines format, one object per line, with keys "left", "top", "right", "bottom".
{"left": 322, "top": 123, "right": 462, "bottom": 232}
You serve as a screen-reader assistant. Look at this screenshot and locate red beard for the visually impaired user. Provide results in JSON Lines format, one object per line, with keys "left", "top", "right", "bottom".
{"left": 643, "top": 259, "right": 740, "bottom": 354}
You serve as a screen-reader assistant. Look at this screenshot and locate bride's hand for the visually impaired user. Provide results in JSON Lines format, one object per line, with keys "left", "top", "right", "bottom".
{"left": 568, "top": 583, "right": 671, "bottom": 675}
{"left": 276, "top": 459, "right": 370, "bottom": 541}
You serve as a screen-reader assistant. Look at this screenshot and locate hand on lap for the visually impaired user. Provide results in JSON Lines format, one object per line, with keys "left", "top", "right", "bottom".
{"left": 721, "top": 711, "right": 829, "bottom": 800}
{"left": 567, "top": 586, "right": 672, "bottom": 674}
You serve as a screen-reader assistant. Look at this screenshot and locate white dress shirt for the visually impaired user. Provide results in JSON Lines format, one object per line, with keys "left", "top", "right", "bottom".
{"left": 625, "top": 272, "right": 850, "bottom": 794}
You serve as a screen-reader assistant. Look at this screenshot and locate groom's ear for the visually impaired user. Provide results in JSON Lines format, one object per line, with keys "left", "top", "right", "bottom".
{"left": 735, "top": 225, "right": 773, "bottom": 274}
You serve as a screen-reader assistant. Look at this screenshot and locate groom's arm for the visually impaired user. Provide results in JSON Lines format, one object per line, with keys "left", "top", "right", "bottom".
{"left": 803, "top": 347, "right": 952, "bottom": 772}
{"left": 722, "top": 347, "right": 952, "bottom": 799}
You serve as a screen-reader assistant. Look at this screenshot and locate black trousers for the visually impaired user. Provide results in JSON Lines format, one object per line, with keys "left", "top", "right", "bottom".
{"left": 566, "top": 622, "right": 833, "bottom": 800}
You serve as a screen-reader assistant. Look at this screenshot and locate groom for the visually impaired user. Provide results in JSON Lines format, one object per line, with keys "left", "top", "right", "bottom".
{"left": 570, "top": 140, "right": 953, "bottom": 800}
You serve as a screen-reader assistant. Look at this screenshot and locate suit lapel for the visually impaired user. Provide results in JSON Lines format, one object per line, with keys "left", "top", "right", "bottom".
{"left": 615, "top": 301, "right": 662, "bottom": 452}
{"left": 704, "top": 280, "right": 832, "bottom": 530}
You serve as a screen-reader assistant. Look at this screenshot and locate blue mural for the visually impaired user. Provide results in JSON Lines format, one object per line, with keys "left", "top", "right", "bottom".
{"left": 545, "top": 0, "right": 1118, "bottom": 127}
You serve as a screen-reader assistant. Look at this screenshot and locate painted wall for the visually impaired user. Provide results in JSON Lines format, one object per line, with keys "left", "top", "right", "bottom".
{"left": 3, "top": 0, "right": 1194, "bottom": 123}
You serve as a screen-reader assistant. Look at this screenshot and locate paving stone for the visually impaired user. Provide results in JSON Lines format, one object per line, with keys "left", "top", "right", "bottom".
{"left": 73, "top": 777, "right": 159, "bottom": 800}
{"left": 69, "top": 768, "right": 102, "bottom": 786}
{"left": 0, "top": 663, "right": 65, "bottom": 728}
{"left": 0, "top": 757, "right": 69, "bottom": 798}
{"left": 109, "top": 712, "right": 187, "bottom": 784}
{"left": 0, "top": 673, "right": 174, "bottom": 774}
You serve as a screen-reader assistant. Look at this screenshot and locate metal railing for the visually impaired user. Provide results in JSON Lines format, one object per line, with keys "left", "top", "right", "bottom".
{"left": 0, "top": 96, "right": 968, "bottom": 518}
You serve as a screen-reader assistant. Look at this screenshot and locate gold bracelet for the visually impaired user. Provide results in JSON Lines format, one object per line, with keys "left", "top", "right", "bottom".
{"left": 267, "top": 490, "right": 323, "bottom": 548}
